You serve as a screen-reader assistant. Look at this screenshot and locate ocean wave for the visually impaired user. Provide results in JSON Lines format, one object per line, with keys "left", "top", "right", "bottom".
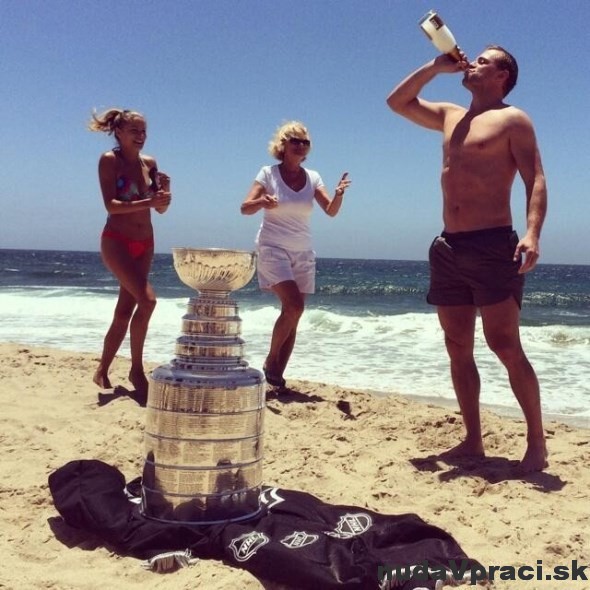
{"left": 547, "top": 330, "right": 590, "bottom": 347}
{"left": 525, "top": 291, "right": 590, "bottom": 308}
{"left": 317, "top": 283, "right": 425, "bottom": 296}
{"left": 29, "top": 269, "right": 88, "bottom": 279}
{"left": 0, "top": 293, "right": 588, "bottom": 416}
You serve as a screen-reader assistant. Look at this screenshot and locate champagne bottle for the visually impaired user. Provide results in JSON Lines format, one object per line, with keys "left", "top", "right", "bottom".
{"left": 419, "top": 10, "right": 462, "bottom": 62}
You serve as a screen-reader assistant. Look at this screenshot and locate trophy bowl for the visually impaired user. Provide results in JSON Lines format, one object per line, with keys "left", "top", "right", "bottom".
{"left": 172, "top": 248, "right": 257, "bottom": 297}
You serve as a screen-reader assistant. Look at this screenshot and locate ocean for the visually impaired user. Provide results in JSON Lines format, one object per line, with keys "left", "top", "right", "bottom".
{"left": 1, "top": 248, "right": 589, "bottom": 421}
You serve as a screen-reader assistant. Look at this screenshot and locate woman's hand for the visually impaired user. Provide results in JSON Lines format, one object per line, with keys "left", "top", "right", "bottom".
{"left": 154, "top": 172, "right": 171, "bottom": 213}
{"left": 156, "top": 171, "right": 170, "bottom": 192}
{"left": 334, "top": 172, "right": 351, "bottom": 197}
{"left": 315, "top": 172, "right": 351, "bottom": 217}
{"left": 241, "top": 182, "right": 276, "bottom": 215}
{"left": 259, "top": 193, "right": 278, "bottom": 209}
{"left": 152, "top": 189, "right": 171, "bottom": 214}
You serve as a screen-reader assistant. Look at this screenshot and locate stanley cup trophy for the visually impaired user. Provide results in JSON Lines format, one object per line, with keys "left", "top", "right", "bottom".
{"left": 141, "top": 248, "right": 265, "bottom": 524}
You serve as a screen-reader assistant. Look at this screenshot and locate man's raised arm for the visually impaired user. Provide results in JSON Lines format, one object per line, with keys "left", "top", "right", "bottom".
{"left": 386, "top": 55, "right": 467, "bottom": 131}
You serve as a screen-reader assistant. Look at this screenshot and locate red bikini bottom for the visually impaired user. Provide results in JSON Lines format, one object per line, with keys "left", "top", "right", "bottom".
{"left": 101, "top": 229, "right": 154, "bottom": 259}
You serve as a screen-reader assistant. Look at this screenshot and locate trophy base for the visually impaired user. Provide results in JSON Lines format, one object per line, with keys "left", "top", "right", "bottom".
{"left": 140, "top": 485, "right": 263, "bottom": 525}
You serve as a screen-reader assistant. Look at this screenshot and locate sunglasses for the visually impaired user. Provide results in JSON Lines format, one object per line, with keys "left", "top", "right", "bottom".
{"left": 287, "top": 137, "right": 311, "bottom": 147}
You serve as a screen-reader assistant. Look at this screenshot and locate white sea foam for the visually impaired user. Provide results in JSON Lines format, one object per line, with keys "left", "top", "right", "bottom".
{"left": 2, "top": 291, "right": 589, "bottom": 418}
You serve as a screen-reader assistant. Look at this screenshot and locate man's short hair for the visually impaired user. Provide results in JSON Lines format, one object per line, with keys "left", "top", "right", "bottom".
{"left": 486, "top": 45, "right": 518, "bottom": 97}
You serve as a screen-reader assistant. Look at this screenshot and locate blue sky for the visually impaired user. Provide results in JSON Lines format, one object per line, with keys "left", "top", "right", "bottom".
{"left": 2, "top": 0, "right": 588, "bottom": 264}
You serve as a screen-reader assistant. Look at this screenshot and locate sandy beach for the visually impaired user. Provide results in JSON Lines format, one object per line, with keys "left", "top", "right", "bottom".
{"left": 1, "top": 342, "right": 588, "bottom": 590}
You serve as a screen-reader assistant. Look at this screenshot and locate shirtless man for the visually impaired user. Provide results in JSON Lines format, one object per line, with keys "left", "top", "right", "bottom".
{"left": 387, "top": 46, "right": 548, "bottom": 472}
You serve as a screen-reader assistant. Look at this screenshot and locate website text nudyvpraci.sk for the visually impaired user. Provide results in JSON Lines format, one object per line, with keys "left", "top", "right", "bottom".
{"left": 377, "top": 559, "right": 589, "bottom": 585}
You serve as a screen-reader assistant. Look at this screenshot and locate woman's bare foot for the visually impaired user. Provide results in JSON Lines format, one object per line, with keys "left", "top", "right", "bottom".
{"left": 93, "top": 368, "right": 112, "bottom": 389}
{"left": 129, "top": 369, "right": 149, "bottom": 394}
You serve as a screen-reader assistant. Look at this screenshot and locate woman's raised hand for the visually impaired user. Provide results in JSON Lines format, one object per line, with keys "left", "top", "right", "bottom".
{"left": 260, "top": 193, "right": 279, "bottom": 209}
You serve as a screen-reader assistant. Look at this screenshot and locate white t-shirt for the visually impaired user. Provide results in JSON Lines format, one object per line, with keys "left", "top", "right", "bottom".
{"left": 254, "top": 164, "right": 324, "bottom": 251}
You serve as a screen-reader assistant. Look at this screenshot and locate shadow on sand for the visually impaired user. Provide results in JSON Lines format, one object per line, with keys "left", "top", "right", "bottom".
{"left": 265, "top": 386, "right": 358, "bottom": 423}
{"left": 409, "top": 453, "right": 566, "bottom": 491}
{"left": 97, "top": 385, "right": 147, "bottom": 408}
{"left": 265, "top": 384, "right": 325, "bottom": 405}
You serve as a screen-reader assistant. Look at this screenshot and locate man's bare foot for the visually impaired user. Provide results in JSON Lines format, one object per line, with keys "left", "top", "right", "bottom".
{"left": 263, "top": 359, "right": 286, "bottom": 388}
{"left": 516, "top": 441, "right": 548, "bottom": 474}
{"left": 93, "top": 369, "right": 112, "bottom": 389}
{"left": 440, "top": 438, "right": 485, "bottom": 459}
{"left": 129, "top": 369, "right": 149, "bottom": 394}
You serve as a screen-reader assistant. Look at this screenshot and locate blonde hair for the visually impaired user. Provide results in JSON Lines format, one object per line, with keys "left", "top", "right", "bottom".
{"left": 88, "top": 108, "right": 144, "bottom": 141}
{"left": 268, "top": 120, "right": 311, "bottom": 161}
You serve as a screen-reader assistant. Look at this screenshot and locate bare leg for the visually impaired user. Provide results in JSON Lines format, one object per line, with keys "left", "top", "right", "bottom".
{"left": 276, "top": 329, "right": 297, "bottom": 378}
{"left": 481, "top": 298, "right": 547, "bottom": 472}
{"left": 437, "top": 305, "right": 485, "bottom": 457}
{"left": 127, "top": 250, "right": 156, "bottom": 393}
{"left": 94, "top": 288, "right": 135, "bottom": 388}
{"left": 95, "top": 238, "right": 156, "bottom": 394}
{"left": 265, "top": 281, "right": 305, "bottom": 382}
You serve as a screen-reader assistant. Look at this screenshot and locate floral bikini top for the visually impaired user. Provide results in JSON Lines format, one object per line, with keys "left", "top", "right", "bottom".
{"left": 115, "top": 153, "right": 157, "bottom": 202}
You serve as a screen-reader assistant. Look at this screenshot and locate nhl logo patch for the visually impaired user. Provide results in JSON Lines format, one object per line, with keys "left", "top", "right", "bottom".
{"left": 325, "top": 512, "right": 373, "bottom": 539}
{"left": 280, "top": 531, "right": 319, "bottom": 549}
{"left": 229, "top": 532, "right": 270, "bottom": 562}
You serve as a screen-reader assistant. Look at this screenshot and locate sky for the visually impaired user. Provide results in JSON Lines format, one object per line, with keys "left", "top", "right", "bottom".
{"left": 1, "top": 0, "right": 589, "bottom": 264}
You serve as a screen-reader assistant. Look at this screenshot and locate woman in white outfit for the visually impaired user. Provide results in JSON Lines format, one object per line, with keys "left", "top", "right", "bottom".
{"left": 241, "top": 121, "right": 350, "bottom": 389}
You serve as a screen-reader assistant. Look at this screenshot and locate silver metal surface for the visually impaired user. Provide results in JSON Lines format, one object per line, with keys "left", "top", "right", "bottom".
{"left": 141, "top": 248, "right": 265, "bottom": 525}
{"left": 143, "top": 459, "right": 263, "bottom": 492}
{"left": 172, "top": 248, "right": 256, "bottom": 297}
{"left": 144, "top": 433, "right": 263, "bottom": 466}
{"left": 148, "top": 367, "right": 265, "bottom": 412}
{"left": 181, "top": 316, "right": 241, "bottom": 336}
{"left": 188, "top": 297, "right": 240, "bottom": 318}
{"left": 145, "top": 407, "right": 264, "bottom": 440}
{"left": 175, "top": 335, "right": 244, "bottom": 360}
{"left": 141, "top": 485, "right": 262, "bottom": 524}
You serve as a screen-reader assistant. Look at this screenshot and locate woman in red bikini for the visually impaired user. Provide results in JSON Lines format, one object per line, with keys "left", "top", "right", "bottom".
{"left": 89, "top": 108, "right": 171, "bottom": 395}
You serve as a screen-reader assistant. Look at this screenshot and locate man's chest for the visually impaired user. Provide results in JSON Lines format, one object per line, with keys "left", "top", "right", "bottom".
{"left": 444, "top": 113, "right": 510, "bottom": 158}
